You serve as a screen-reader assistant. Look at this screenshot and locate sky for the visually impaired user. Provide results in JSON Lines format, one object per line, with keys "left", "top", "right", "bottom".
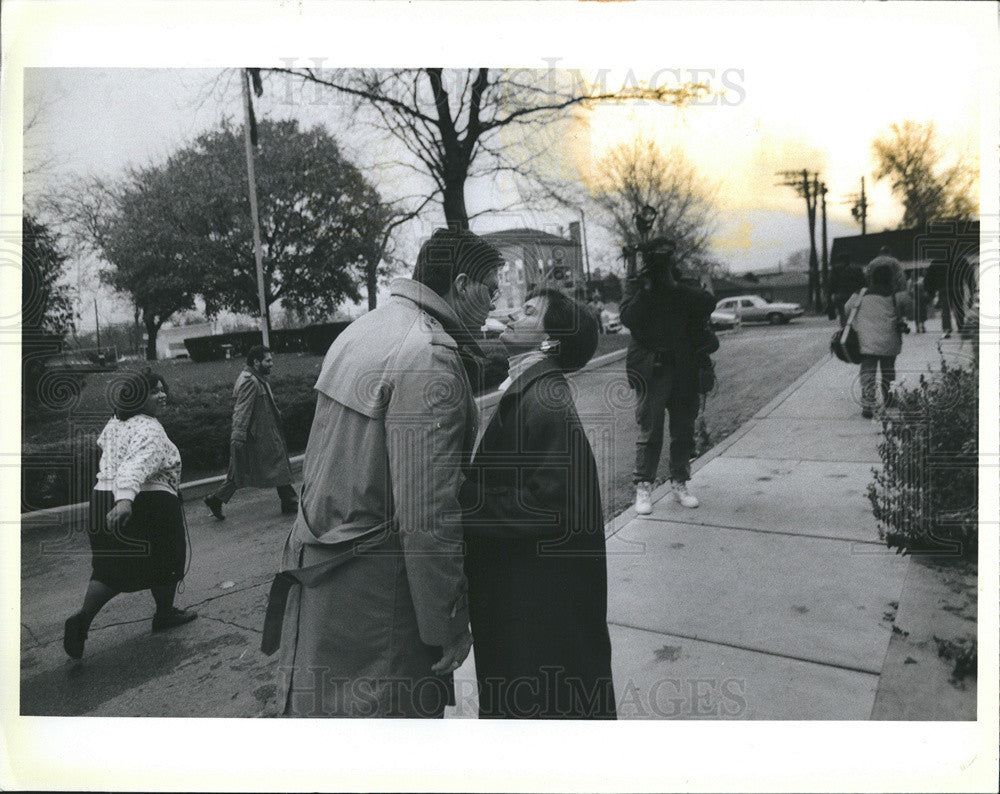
{"left": 13, "top": 1, "right": 995, "bottom": 329}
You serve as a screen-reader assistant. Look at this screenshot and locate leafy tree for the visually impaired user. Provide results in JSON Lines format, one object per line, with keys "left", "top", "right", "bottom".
{"left": 872, "top": 120, "right": 978, "bottom": 229}
{"left": 268, "top": 68, "right": 707, "bottom": 228}
{"left": 21, "top": 214, "right": 76, "bottom": 414}
{"left": 587, "top": 137, "right": 719, "bottom": 271}
{"left": 171, "top": 119, "right": 388, "bottom": 321}
{"left": 97, "top": 163, "right": 203, "bottom": 360}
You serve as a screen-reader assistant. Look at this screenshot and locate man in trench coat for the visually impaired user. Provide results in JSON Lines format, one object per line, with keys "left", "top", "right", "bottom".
{"left": 204, "top": 345, "right": 298, "bottom": 519}
{"left": 262, "top": 228, "right": 505, "bottom": 718}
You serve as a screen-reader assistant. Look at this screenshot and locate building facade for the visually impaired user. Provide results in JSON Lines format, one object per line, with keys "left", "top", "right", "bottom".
{"left": 479, "top": 225, "right": 585, "bottom": 315}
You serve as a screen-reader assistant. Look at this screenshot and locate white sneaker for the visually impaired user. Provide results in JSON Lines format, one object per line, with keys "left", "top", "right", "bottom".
{"left": 671, "top": 481, "right": 700, "bottom": 508}
{"left": 634, "top": 482, "right": 653, "bottom": 515}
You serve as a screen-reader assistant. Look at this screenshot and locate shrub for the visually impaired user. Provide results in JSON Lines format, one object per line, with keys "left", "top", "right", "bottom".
{"left": 867, "top": 356, "right": 978, "bottom": 560}
{"left": 21, "top": 370, "right": 319, "bottom": 510}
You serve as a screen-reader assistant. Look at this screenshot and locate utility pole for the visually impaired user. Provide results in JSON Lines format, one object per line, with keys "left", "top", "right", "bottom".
{"left": 579, "top": 207, "right": 592, "bottom": 294}
{"left": 241, "top": 68, "right": 270, "bottom": 346}
{"left": 845, "top": 176, "right": 869, "bottom": 236}
{"left": 776, "top": 169, "right": 821, "bottom": 311}
{"left": 820, "top": 181, "right": 829, "bottom": 309}
{"left": 94, "top": 298, "right": 101, "bottom": 351}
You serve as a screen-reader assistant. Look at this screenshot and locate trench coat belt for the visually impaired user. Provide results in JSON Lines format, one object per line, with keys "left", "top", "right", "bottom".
{"left": 260, "top": 524, "right": 389, "bottom": 656}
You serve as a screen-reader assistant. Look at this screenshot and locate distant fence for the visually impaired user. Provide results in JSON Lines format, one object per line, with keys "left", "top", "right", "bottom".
{"left": 184, "top": 321, "right": 352, "bottom": 362}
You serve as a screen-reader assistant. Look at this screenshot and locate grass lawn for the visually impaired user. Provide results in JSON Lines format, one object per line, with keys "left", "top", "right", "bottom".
{"left": 21, "top": 351, "right": 325, "bottom": 450}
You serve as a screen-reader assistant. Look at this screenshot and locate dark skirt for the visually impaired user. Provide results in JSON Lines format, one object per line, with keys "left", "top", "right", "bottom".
{"left": 89, "top": 489, "right": 186, "bottom": 593}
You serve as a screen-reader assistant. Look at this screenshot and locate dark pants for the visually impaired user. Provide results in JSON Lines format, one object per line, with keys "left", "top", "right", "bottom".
{"left": 859, "top": 355, "right": 896, "bottom": 410}
{"left": 939, "top": 289, "right": 967, "bottom": 333}
{"left": 633, "top": 366, "right": 699, "bottom": 484}
{"left": 211, "top": 479, "right": 298, "bottom": 506}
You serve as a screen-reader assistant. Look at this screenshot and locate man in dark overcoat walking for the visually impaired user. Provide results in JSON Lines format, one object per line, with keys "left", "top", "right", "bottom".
{"left": 204, "top": 345, "right": 297, "bottom": 519}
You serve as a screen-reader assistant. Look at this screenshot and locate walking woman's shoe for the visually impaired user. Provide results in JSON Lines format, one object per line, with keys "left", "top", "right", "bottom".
{"left": 152, "top": 607, "right": 198, "bottom": 632}
{"left": 634, "top": 482, "right": 653, "bottom": 515}
{"left": 204, "top": 495, "right": 225, "bottom": 520}
{"left": 63, "top": 613, "right": 88, "bottom": 659}
{"left": 671, "top": 481, "right": 700, "bottom": 509}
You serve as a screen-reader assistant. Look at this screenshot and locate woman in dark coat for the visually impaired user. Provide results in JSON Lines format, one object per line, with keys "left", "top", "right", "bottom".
{"left": 462, "top": 288, "right": 616, "bottom": 719}
{"left": 63, "top": 370, "right": 196, "bottom": 660}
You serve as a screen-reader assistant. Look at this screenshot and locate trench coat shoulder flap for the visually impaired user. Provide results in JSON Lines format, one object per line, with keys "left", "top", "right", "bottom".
{"left": 314, "top": 299, "right": 460, "bottom": 420}
{"left": 465, "top": 357, "right": 580, "bottom": 539}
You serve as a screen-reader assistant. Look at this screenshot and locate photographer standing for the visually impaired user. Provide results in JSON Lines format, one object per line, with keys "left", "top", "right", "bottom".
{"left": 621, "top": 248, "right": 717, "bottom": 514}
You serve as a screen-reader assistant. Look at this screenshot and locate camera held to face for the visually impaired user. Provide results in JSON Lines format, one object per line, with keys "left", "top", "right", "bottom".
{"left": 624, "top": 236, "right": 679, "bottom": 283}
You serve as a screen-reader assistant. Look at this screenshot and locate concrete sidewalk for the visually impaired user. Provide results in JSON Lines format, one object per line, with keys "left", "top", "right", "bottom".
{"left": 448, "top": 319, "right": 972, "bottom": 719}
{"left": 596, "top": 321, "right": 972, "bottom": 719}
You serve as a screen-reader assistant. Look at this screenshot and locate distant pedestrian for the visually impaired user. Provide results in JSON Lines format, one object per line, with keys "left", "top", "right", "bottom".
{"left": 844, "top": 263, "right": 912, "bottom": 419}
{"left": 204, "top": 346, "right": 298, "bottom": 520}
{"left": 63, "top": 370, "right": 196, "bottom": 660}
{"left": 621, "top": 248, "right": 717, "bottom": 513}
{"left": 462, "top": 289, "right": 616, "bottom": 719}
{"left": 907, "top": 275, "right": 927, "bottom": 333}
{"left": 830, "top": 256, "right": 866, "bottom": 327}
{"left": 262, "top": 228, "right": 503, "bottom": 718}
{"left": 923, "top": 254, "right": 976, "bottom": 339}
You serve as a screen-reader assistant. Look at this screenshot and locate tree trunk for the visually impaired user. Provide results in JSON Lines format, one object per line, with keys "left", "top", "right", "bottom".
{"left": 442, "top": 174, "right": 470, "bottom": 230}
{"left": 144, "top": 317, "right": 159, "bottom": 361}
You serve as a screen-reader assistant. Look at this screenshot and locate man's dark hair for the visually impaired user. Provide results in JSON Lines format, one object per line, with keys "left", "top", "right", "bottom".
{"left": 108, "top": 369, "right": 168, "bottom": 421}
{"left": 247, "top": 345, "right": 270, "bottom": 367}
{"left": 412, "top": 228, "right": 504, "bottom": 297}
{"left": 528, "top": 287, "right": 599, "bottom": 372}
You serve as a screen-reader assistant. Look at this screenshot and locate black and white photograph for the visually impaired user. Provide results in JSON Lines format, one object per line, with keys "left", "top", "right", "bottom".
{"left": 3, "top": 0, "right": 998, "bottom": 790}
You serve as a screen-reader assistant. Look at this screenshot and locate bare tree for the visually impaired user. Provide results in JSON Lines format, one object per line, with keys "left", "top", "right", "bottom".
{"left": 587, "top": 137, "right": 719, "bottom": 270}
{"left": 872, "top": 120, "right": 978, "bottom": 229}
{"left": 266, "top": 67, "right": 709, "bottom": 228}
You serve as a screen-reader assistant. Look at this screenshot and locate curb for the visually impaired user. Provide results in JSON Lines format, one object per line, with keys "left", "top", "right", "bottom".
{"left": 21, "top": 346, "right": 631, "bottom": 530}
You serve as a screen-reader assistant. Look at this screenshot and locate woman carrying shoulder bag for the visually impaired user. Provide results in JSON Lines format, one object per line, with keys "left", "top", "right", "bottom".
{"left": 844, "top": 263, "right": 913, "bottom": 419}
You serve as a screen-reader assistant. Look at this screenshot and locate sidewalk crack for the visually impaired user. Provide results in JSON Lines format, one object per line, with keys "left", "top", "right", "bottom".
{"left": 198, "top": 614, "right": 261, "bottom": 635}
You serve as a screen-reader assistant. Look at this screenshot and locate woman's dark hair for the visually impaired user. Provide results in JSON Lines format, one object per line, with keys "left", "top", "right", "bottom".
{"left": 107, "top": 369, "right": 168, "bottom": 420}
{"left": 869, "top": 263, "right": 894, "bottom": 289}
{"left": 412, "top": 227, "right": 504, "bottom": 297}
{"left": 247, "top": 344, "right": 270, "bottom": 367}
{"left": 527, "top": 287, "right": 599, "bottom": 372}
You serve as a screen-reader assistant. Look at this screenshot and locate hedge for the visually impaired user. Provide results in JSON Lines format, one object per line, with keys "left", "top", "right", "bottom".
{"left": 21, "top": 370, "right": 319, "bottom": 512}
{"left": 867, "top": 355, "right": 978, "bottom": 560}
{"left": 183, "top": 321, "right": 350, "bottom": 362}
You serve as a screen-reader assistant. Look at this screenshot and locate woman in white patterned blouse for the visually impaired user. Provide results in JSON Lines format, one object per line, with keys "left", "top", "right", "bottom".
{"left": 63, "top": 370, "right": 197, "bottom": 660}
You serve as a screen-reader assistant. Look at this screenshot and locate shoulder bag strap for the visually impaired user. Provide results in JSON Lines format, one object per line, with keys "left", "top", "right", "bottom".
{"left": 840, "top": 288, "right": 866, "bottom": 344}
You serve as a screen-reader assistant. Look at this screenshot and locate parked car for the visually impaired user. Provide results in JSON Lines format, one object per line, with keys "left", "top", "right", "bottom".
{"left": 714, "top": 294, "right": 804, "bottom": 324}
{"left": 710, "top": 309, "right": 738, "bottom": 330}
